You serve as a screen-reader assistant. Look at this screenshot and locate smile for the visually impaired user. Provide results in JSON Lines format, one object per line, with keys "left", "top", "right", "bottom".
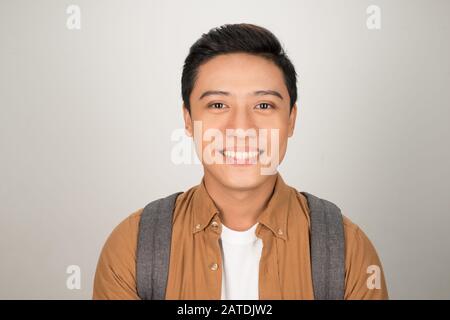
{"left": 218, "top": 149, "right": 264, "bottom": 163}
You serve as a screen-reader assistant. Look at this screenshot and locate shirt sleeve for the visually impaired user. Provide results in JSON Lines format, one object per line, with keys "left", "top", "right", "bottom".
{"left": 92, "top": 210, "right": 142, "bottom": 300}
{"left": 343, "top": 216, "right": 389, "bottom": 300}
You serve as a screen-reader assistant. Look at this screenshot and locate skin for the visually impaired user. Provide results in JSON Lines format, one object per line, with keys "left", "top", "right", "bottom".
{"left": 183, "top": 52, "right": 297, "bottom": 231}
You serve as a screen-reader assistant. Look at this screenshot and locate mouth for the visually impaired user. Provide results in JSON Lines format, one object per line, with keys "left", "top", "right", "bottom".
{"left": 218, "top": 149, "right": 264, "bottom": 165}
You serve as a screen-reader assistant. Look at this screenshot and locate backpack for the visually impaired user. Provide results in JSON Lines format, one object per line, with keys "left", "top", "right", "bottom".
{"left": 136, "top": 191, "right": 345, "bottom": 300}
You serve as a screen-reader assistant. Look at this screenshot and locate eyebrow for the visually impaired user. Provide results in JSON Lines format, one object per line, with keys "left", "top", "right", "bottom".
{"left": 199, "top": 90, "right": 284, "bottom": 100}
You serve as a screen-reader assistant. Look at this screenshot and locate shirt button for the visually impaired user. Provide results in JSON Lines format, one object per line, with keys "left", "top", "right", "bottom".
{"left": 195, "top": 223, "right": 201, "bottom": 230}
{"left": 277, "top": 228, "right": 283, "bottom": 235}
{"left": 209, "top": 263, "right": 218, "bottom": 271}
{"left": 211, "top": 221, "right": 219, "bottom": 228}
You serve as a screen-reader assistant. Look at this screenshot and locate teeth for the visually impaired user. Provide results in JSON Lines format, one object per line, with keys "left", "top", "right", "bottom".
{"left": 223, "top": 150, "right": 259, "bottom": 159}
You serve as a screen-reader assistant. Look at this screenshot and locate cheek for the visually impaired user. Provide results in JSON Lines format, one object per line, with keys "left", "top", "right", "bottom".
{"left": 192, "top": 122, "right": 226, "bottom": 161}
{"left": 278, "top": 132, "right": 289, "bottom": 159}
{"left": 192, "top": 112, "right": 229, "bottom": 132}
{"left": 261, "top": 116, "right": 290, "bottom": 143}
{"left": 265, "top": 126, "right": 289, "bottom": 163}
{"left": 270, "top": 129, "right": 289, "bottom": 152}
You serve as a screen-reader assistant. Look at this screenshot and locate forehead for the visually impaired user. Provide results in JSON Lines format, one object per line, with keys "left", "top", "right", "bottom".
{"left": 192, "top": 53, "right": 288, "bottom": 97}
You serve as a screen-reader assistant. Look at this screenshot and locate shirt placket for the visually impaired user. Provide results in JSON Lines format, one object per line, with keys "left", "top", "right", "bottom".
{"left": 202, "top": 215, "right": 223, "bottom": 299}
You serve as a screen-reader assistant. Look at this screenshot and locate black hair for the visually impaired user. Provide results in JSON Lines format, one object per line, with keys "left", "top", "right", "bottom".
{"left": 181, "top": 23, "right": 298, "bottom": 113}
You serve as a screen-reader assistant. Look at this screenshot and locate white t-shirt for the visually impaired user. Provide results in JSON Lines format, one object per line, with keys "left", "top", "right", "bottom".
{"left": 219, "top": 222, "right": 263, "bottom": 300}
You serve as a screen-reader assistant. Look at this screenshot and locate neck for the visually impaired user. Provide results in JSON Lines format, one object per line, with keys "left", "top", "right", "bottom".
{"left": 203, "top": 173, "right": 278, "bottom": 231}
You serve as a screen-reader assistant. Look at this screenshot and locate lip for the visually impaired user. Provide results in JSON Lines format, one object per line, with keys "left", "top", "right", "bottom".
{"left": 221, "top": 148, "right": 261, "bottom": 153}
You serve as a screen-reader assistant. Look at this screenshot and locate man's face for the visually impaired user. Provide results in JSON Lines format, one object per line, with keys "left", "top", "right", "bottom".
{"left": 183, "top": 52, "right": 297, "bottom": 190}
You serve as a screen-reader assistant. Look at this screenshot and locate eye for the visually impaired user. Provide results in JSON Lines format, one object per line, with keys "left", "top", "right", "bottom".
{"left": 208, "top": 102, "right": 226, "bottom": 109}
{"left": 255, "top": 103, "right": 273, "bottom": 110}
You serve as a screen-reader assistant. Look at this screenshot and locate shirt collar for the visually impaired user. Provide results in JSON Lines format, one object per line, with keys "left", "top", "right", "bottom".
{"left": 191, "top": 177, "right": 220, "bottom": 234}
{"left": 256, "top": 172, "right": 290, "bottom": 240}
{"left": 192, "top": 172, "right": 291, "bottom": 240}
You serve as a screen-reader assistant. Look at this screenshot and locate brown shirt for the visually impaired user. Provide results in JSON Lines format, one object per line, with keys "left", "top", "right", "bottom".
{"left": 93, "top": 173, "right": 388, "bottom": 299}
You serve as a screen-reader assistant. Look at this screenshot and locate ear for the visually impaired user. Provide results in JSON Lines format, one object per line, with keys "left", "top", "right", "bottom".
{"left": 288, "top": 103, "right": 297, "bottom": 137}
{"left": 182, "top": 104, "right": 193, "bottom": 137}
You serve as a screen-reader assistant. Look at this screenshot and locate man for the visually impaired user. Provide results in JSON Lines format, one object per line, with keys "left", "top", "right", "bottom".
{"left": 93, "top": 23, "right": 388, "bottom": 300}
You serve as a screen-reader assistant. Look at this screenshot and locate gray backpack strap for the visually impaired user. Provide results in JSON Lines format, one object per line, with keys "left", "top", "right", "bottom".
{"left": 136, "top": 192, "right": 182, "bottom": 300}
{"left": 301, "top": 191, "right": 345, "bottom": 300}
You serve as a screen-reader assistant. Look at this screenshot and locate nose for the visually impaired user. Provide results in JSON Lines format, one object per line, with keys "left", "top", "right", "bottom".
{"left": 226, "top": 106, "right": 256, "bottom": 133}
{"left": 224, "top": 106, "right": 258, "bottom": 146}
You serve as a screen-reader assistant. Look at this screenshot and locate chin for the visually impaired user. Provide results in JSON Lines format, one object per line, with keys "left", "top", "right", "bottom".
{"left": 206, "top": 165, "right": 270, "bottom": 191}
